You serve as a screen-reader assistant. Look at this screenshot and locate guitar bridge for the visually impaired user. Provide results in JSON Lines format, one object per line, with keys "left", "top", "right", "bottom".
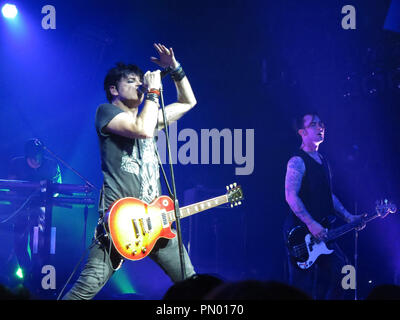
{"left": 160, "top": 209, "right": 169, "bottom": 228}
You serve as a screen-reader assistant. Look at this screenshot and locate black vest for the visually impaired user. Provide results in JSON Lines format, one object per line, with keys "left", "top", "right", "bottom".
{"left": 285, "top": 149, "right": 336, "bottom": 231}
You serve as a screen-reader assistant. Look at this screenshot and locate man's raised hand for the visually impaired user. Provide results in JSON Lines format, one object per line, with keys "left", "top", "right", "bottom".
{"left": 150, "top": 43, "right": 179, "bottom": 69}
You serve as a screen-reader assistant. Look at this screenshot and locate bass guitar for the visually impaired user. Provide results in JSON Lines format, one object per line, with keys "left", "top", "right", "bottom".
{"left": 103, "top": 183, "right": 243, "bottom": 261}
{"left": 287, "top": 199, "right": 396, "bottom": 269}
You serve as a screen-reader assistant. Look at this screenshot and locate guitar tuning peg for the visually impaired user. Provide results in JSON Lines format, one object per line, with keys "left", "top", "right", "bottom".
{"left": 238, "top": 201, "right": 241, "bottom": 205}
{"left": 233, "top": 182, "right": 237, "bottom": 187}
{"left": 230, "top": 184, "right": 233, "bottom": 189}
{"left": 226, "top": 186, "right": 229, "bottom": 191}
{"left": 231, "top": 204, "right": 234, "bottom": 208}
{"left": 234, "top": 202, "right": 238, "bottom": 206}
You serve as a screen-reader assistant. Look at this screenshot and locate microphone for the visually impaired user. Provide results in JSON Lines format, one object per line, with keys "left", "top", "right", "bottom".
{"left": 33, "top": 138, "right": 43, "bottom": 147}
{"left": 138, "top": 68, "right": 171, "bottom": 94}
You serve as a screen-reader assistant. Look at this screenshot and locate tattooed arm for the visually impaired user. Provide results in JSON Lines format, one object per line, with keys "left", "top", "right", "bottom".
{"left": 285, "top": 156, "right": 327, "bottom": 240}
{"left": 332, "top": 194, "right": 366, "bottom": 230}
{"left": 332, "top": 194, "right": 353, "bottom": 222}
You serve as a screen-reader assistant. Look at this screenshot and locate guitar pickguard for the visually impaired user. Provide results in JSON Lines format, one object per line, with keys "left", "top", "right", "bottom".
{"left": 296, "top": 234, "right": 334, "bottom": 269}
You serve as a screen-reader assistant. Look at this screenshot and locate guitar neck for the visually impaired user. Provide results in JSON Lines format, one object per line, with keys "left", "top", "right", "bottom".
{"left": 167, "top": 194, "right": 229, "bottom": 222}
{"left": 326, "top": 213, "right": 379, "bottom": 242}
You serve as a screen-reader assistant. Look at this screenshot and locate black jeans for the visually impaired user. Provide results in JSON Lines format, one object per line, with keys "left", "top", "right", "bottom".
{"left": 285, "top": 241, "right": 349, "bottom": 300}
{"left": 62, "top": 233, "right": 195, "bottom": 300}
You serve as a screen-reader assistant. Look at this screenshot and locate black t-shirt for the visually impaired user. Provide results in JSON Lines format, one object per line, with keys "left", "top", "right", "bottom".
{"left": 284, "top": 149, "right": 335, "bottom": 233}
{"left": 8, "top": 156, "right": 61, "bottom": 183}
{"left": 95, "top": 103, "right": 161, "bottom": 217}
{"left": 297, "top": 150, "right": 335, "bottom": 224}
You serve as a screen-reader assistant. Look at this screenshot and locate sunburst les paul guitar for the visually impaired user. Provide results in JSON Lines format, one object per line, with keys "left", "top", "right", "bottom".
{"left": 103, "top": 183, "right": 243, "bottom": 261}
{"left": 287, "top": 199, "right": 397, "bottom": 269}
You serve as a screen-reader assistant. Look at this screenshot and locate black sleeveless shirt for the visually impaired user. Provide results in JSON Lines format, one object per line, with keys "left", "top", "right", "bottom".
{"left": 285, "top": 149, "right": 336, "bottom": 231}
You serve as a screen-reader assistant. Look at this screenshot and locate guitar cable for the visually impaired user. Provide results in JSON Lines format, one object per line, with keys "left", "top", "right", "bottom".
{"left": 56, "top": 186, "right": 120, "bottom": 300}
{"left": 58, "top": 138, "right": 175, "bottom": 300}
{"left": 56, "top": 234, "right": 101, "bottom": 300}
{"left": 56, "top": 227, "right": 120, "bottom": 300}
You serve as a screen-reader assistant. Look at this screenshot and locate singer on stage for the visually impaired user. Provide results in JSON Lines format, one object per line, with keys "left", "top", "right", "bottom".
{"left": 62, "top": 43, "right": 197, "bottom": 300}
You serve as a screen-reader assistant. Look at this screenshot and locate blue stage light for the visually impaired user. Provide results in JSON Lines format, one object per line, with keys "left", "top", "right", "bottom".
{"left": 2, "top": 4, "right": 18, "bottom": 19}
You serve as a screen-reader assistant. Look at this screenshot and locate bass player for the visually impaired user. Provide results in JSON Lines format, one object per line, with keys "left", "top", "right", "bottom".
{"left": 283, "top": 112, "right": 365, "bottom": 300}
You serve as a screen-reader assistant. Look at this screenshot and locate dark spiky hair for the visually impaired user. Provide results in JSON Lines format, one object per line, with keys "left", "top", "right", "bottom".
{"left": 103, "top": 62, "right": 144, "bottom": 102}
{"left": 292, "top": 111, "right": 321, "bottom": 133}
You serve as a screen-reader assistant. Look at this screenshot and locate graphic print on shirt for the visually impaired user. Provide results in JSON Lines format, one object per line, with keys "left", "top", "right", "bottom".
{"left": 138, "top": 138, "right": 160, "bottom": 203}
{"left": 120, "top": 138, "right": 159, "bottom": 203}
{"left": 120, "top": 144, "right": 140, "bottom": 176}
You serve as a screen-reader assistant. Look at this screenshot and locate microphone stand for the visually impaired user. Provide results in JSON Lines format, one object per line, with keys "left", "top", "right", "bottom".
{"left": 40, "top": 142, "right": 98, "bottom": 191}
{"left": 353, "top": 199, "right": 358, "bottom": 300}
{"left": 38, "top": 141, "right": 98, "bottom": 254}
{"left": 354, "top": 227, "right": 358, "bottom": 300}
{"left": 158, "top": 81, "right": 186, "bottom": 281}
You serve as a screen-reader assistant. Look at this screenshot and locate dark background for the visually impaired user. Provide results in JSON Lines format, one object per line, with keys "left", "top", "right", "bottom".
{"left": 1, "top": 0, "right": 400, "bottom": 299}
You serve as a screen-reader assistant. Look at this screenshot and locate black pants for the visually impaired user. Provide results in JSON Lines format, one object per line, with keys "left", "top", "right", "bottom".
{"left": 285, "top": 242, "right": 349, "bottom": 300}
{"left": 62, "top": 231, "right": 196, "bottom": 300}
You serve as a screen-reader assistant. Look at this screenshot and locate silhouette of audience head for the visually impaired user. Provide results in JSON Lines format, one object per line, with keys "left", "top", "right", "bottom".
{"left": 0, "top": 284, "right": 30, "bottom": 300}
{"left": 204, "top": 280, "right": 311, "bottom": 300}
{"left": 366, "top": 284, "right": 400, "bottom": 300}
{"left": 163, "top": 274, "right": 224, "bottom": 300}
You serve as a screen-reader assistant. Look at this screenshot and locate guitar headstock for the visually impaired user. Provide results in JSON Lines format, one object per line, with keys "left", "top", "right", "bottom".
{"left": 226, "top": 182, "right": 243, "bottom": 208}
{"left": 375, "top": 199, "right": 397, "bottom": 219}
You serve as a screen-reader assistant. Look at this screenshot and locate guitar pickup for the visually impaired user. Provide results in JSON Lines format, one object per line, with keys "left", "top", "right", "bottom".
{"left": 139, "top": 218, "right": 148, "bottom": 235}
{"left": 132, "top": 219, "right": 140, "bottom": 238}
{"left": 146, "top": 217, "right": 152, "bottom": 231}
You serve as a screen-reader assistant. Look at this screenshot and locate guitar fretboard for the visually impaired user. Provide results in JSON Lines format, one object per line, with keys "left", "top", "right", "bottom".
{"left": 326, "top": 213, "right": 378, "bottom": 242}
{"left": 166, "top": 195, "right": 228, "bottom": 222}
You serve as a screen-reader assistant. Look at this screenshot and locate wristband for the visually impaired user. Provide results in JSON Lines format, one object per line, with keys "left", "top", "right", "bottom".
{"left": 167, "top": 63, "right": 186, "bottom": 82}
{"left": 148, "top": 88, "right": 160, "bottom": 96}
{"left": 145, "top": 92, "right": 159, "bottom": 104}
